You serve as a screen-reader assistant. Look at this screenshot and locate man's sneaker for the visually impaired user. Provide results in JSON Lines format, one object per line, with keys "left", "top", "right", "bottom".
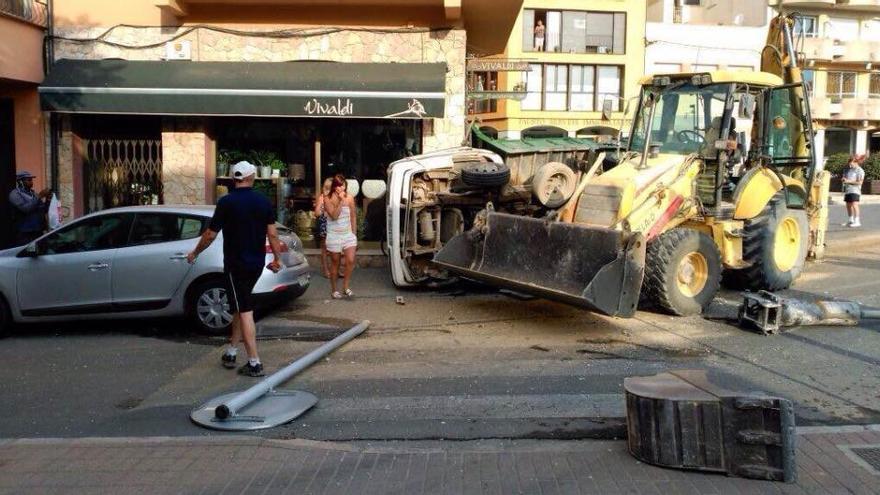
{"left": 850, "top": 221, "right": 862, "bottom": 228}
{"left": 842, "top": 221, "right": 852, "bottom": 226}
{"left": 221, "top": 352, "right": 236, "bottom": 369}
{"left": 238, "top": 362, "right": 265, "bottom": 377}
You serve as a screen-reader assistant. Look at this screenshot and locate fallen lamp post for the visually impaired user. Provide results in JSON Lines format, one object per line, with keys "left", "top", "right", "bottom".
{"left": 739, "top": 291, "right": 880, "bottom": 335}
{"left": 191, "top": 320, "right": 371, "bottom": 431}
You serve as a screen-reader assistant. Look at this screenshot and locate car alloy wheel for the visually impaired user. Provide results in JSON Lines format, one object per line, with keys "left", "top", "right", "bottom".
{"left": 196, "top": 287, "right": 233, "bottom": 330}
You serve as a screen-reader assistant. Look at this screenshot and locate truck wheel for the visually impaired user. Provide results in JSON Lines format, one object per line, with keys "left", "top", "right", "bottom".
{"left": 642, "top": 229, "right": 722, "bottom": 316}
{"left": 187, "top": 278, "right": 233, "bottom": 335}
{"left": 460, "top": 161, "right": 510, "bottom": 188}
{"left": 531, "top": 162, "right": 577, "bottom": 208}
{"left": 726, "top": 194, "right": 808, "bottom": 290}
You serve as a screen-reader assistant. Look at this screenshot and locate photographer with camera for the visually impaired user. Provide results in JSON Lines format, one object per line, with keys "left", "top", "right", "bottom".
{"left": 8, "top": 171, "right": 50, "bottom": 246}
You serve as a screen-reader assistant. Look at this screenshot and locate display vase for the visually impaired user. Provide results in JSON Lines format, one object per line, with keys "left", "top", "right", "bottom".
{"left": 217, "top": 163, "right": 229, "bottom": 178}
{"left": 260, "top": 165, "right": 272, "bottom": 178}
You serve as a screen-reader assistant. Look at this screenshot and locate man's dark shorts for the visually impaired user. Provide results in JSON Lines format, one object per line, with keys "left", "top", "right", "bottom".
{"left": 225, "top": 266, "right": 263, "bottom": 313}
{"left": 844, "top": 193, "right": 861, "bottom": 203}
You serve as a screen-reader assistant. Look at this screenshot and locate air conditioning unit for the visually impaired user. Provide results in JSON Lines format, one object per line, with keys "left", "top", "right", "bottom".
{"left": 597, "top": 46, "right": 609, "bottom": 54}
{"left": 165, "top": 40, "right": 192, "bottom": 60}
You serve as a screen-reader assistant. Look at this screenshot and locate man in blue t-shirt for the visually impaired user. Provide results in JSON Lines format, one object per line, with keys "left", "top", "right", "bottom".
{"left": 187, "top": 161, "right": 283, "bottom": 377}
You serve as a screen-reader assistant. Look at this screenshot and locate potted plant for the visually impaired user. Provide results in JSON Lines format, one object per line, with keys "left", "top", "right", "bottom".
{"left": 249, "top": 150, "right": 277, "bottom": 178}
{"left": 861, "top": 154, "right": 880, "bottom": 194}
{"left": 269, "top": 158, "right": 286, "bottom": 178}
{"left": 216, "top": 149, "right": 232, "bottom": 177}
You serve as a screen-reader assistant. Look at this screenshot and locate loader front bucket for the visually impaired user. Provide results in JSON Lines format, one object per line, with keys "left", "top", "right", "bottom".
{"left": 433, "top": 212, "right": 646, "bottom": 317}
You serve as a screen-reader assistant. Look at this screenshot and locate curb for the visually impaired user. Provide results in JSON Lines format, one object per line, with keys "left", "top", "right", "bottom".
{"left": 823, "top": 231, "right": 880, "bottom": 257}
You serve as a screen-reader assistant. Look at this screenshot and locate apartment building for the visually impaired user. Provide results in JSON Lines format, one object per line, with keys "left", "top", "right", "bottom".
{"left": 0, "top": 0, "right": 47, "bottom": 248}
{"left": 772, "top": 0, "right": 880, "bottom": 163}
{"left": 470, "top": 0, "right": 646, "bottom": 140}
{"left": 41, "top": 0, "right": 521, "bottom": 250}
{"left": 646, "top": 0, "right": 771, "bottom": 74}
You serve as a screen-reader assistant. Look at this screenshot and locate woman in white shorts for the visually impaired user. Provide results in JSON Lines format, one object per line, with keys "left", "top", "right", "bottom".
{"left": 323, "top": 175, "right": 358, "bottom": 298}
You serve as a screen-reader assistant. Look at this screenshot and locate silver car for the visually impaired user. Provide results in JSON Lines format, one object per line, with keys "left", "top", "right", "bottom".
{"left": 0, "top": 205, "right": 310, "bottom": 335}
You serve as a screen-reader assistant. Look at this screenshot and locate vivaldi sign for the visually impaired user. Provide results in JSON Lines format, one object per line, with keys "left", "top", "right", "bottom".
{"left": 467, "top": 59, "right": 531, "bottom": 72}
{"left": 304, "top": 98, "right": 355, "bottom": 116}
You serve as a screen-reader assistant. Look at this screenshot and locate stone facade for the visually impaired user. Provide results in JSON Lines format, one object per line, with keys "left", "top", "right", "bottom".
{"left": 161, "top": 120, "right": 208, "bottom": 205}
{"left": 56, "top": 120, "right": 74, "bottom": 220}
{"left": 53, "top": 26, "right": 467, "bottom": 184}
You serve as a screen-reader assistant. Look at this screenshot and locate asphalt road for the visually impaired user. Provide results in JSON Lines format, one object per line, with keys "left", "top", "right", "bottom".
{"left": 2, "top": 204, "right": 880, "bottom": 441}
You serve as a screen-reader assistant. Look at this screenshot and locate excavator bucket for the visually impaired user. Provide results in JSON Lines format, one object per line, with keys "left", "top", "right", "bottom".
{"left": 433, "top": 212, "right": 646, "bottom": 317}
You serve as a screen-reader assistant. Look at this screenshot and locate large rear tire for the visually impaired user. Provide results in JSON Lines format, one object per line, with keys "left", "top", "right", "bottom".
{"left": 724, "top": 194, "right": 808, "bottom": 291}
{"left": 642, "top": 229, "right": 722, "bottom": 316}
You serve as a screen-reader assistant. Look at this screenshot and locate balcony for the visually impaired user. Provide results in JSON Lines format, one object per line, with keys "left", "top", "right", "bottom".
{"left": 800, "top": 37, "right": 834, "bottom": 61}
{"left": 0, "top": 0, "right": 47, "bottom": 27}
{"left": 837, "top": 40, "right": 880, "bottom": 63}
{"left": 837, "top": 0, "right": 880, "bottom": 10}
{"left": 810, "top": 96, "right": 880, "bottom": 120}
{"left": 772, "top": 0, "right": 837, "bottom": 6}
{"left": 157, "top": 0, "right": 488, "bottom": 20}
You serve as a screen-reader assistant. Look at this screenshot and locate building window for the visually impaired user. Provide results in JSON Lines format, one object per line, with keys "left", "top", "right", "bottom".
{"left": 870, "top": 74, "right": 880, "bottom": 99}
{"left": 682, "top": 0, "right": 702, "bottom": 5}
{"left": 826, "top": 71, "right": 857, "bottom": 100}
{"left": 521, "top": 64, "right": 622, "bottom": 112}
{"left": 545, "top": 65, "right": 568, "bottom": 111}
{"left": 524, "top": 9, "right": 625, "bottom": 54}
{"left": 522, "top": 64, "right": 543, "bottom": 110}
{"left": 825, "top": 129, "right": 853, "bottom": 155}
{"left": 802, "top": 69, "right": 815, "bottom": 96}
{"left": 793, "top": 16, "right": 819, "bottom": 38}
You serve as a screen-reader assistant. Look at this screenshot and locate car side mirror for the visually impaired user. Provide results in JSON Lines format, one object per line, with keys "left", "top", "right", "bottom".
{"left": 18, "top": 243, "right": 39, "bottom": 258}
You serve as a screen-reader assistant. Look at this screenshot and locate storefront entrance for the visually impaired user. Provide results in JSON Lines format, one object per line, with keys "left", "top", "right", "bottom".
{"left": 0, "top": 99, "right": 16, "bottom": 248}
{"left": 212, "top": 117, "right": 421, "bottom": 247}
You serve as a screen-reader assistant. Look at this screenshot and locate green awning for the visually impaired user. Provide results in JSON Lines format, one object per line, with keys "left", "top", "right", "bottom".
{"left": 40, "top": 59, "right": 446, "bottom": 119}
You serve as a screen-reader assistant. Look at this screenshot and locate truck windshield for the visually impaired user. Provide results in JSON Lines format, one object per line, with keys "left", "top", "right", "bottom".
{"left": 629, "top": 83, "right": 732, "bottom": 156}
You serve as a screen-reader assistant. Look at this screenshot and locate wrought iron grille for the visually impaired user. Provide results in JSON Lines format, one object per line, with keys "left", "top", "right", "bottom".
{"left": 83, "top": 139, "right": 163, "bottom": 213}
{"left": 0, "top": 0, "right": 48, "bottom": 27}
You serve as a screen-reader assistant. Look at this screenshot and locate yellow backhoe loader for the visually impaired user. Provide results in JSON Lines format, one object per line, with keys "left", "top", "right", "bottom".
{"left": 429, "top": 13, "right": 830, "bottom": 317}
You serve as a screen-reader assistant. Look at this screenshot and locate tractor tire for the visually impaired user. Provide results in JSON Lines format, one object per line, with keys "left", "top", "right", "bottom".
{"left": 724, "top": 194, "right": 808, "bottom": 291}
{"left": 460, "top": 161, "right": 511, "bottom": 188}
{"left": 531, "top": 162, "right": 577, "bottom": 208}
{"left": 641, "top": 229, "right": 722, "bottom": 316}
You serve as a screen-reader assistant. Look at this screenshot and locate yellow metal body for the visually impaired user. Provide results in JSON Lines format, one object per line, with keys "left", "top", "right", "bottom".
{"left": 732, "top": 168, "right": 806, "bottom": 220}
{"left": 639, "top": 70, "right": 783, "bottom": 88}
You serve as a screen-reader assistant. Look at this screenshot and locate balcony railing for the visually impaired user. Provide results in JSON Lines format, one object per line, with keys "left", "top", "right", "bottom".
{"left": 0, "top": 0, "right": 47, "bottom": 27}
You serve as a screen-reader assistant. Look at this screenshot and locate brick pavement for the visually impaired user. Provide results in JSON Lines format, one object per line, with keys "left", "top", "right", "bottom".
{"left": 0, "top": 426, "right": 878, "bottom": 494}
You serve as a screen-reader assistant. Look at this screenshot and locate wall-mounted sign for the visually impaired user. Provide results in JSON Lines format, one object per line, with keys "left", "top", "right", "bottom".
{"left": 469, "top": 91, "right": 528, "bottom": 101}
{"left": 467, "top": 59, "right": 531, "bottom": 72}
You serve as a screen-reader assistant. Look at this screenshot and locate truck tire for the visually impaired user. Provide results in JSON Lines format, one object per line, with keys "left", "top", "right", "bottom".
{"left": 460, "top": 161, "right": 510, "bottom": 188}
{"left": 187, "top": 277, "right": 233, "bottom": 335}
{"left": 725, "top": 194, "right": 808, "bottom": 290}
{"left": 642, "top": 229, "right": 722, "bottom": 316}
{"left": 531, "top": 162, "right": 577, "bottom": 208}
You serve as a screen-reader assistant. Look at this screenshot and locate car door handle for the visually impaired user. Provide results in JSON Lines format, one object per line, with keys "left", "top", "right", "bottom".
{"left": 87, "top": 262, "right": 109, "bottom": 271}
{"left": 170, "top": 253, "right": 188, "bottom": 260}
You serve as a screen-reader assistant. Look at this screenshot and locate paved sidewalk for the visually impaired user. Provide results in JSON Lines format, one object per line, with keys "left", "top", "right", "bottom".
{"left": 1, "top": 426, "right": 878, "bottom": 494}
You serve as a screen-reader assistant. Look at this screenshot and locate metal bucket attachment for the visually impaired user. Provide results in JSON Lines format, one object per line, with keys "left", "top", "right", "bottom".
{"left": 432, "top": 212, "right": 646, "bottom": 317}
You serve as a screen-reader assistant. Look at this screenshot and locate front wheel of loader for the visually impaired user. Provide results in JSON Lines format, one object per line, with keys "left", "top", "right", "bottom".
{"left": 725, "top": 194, "right": 808, "bottom": 291}
{"left": 642, "top": 229, "right": 722, "bottom": 316}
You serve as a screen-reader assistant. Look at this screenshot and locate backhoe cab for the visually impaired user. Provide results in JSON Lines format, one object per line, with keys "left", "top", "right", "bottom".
{"left": 386, "top": 14, "right": 828, "bottom": 318}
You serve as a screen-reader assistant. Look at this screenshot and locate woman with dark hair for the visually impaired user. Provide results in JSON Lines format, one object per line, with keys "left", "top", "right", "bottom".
{"left": 323, "top": 175, "right": 358, "bottom": 298}
{"left": 313, "top": 178, "right": 333, "bottom": 277}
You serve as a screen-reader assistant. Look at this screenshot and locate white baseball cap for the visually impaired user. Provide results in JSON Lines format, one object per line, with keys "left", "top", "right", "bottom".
{"left": 231, "top": 161, "right": 256, "bottom": 180}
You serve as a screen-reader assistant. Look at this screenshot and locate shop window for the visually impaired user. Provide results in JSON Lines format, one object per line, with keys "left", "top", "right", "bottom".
{"left": 467, "top": 71, "right": 498, "bottom": 114}
{"left": 870, "top": 74, "right": 880, "bottom": 99}
{"left": 524, "top": 9, "right": 625, "bottom": 54}
{"left": 825, "top": 129, "right": 853, "bottom": 155}
{"left": 826, "top": 71, "right": 857, "bottom": 100}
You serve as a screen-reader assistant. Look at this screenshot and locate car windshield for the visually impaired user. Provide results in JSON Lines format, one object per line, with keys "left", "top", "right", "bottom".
{"left": 629, "top": 82, "right": 732, "bottom": 156}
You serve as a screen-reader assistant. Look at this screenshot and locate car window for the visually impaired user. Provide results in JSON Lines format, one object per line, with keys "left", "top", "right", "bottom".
{"left": 128, "top": 213, "right": 207, "bottom": 246}
{"left": 40, "top": 214, "right": 132, "bottom": 255}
